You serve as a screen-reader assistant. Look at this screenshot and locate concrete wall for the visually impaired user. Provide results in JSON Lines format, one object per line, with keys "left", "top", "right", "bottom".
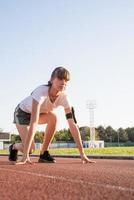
{"left": 83, "top": 140, "right": 104, "bottom": 148}
{"left": 0, "top": 142, "right": 4, "bottom": 150}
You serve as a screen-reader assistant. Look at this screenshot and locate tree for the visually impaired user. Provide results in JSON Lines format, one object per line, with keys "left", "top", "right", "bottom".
{"left": 11, "top": 134, "right": 21, "bottom": 143}
{"left": 79, "top": 126, "right": 90, "bottom": 141}
{"left": 105, "top": 126, "right": 117, "bottom": 142}
{"left": 53, "top": 129, "right": 74, "bottom": 142}
{"left": 96, "top": 126, "right": 106, "bottom": 141}
{"left": 125, "top": 127, "right": 134, "bottom": 142}
{"left": 117, "top": 128, "right": 128, "bottom": 142}
{"left": 34, "top": 131, "right": 43, "bottom": 143}
{"left": 95, "top": 128, "right": 100, "bottom": 140}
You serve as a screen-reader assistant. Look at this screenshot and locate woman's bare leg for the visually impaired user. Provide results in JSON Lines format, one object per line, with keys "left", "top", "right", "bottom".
{"left": 13, "top": 111, "right": 57, "bottom": 154}
{"left": 13, "top": 124, "right": 35, "bottom": 153}
{"left": 38, "top": 112, "right": 57, "bottom": 154}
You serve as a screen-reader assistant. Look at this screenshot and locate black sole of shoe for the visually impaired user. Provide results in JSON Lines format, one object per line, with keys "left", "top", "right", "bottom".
{"left": 38, "top": 159, "right": 56, "bottom": 163}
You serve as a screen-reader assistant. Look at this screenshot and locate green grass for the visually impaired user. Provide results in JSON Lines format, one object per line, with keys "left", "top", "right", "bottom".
{"left": 50, "top": 147, "right": 134, "bottom": 156}
{"left": 0, "top": 147, "right": 134, "bottom": 156}
{"left": 0, "top": 150, "right": 9, "bottom": 155}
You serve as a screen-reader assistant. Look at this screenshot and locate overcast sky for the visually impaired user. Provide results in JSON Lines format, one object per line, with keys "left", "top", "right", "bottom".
{"left": 0, "top": 0, "right": 134, "bottom": 133}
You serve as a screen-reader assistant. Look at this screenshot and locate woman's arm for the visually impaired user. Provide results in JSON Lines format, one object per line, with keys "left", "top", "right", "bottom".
{"left": 65, "top": 107, "right": 95, "bottom": 163}
{"left": 17, "top": 99, "right": 41, "bottom": 164}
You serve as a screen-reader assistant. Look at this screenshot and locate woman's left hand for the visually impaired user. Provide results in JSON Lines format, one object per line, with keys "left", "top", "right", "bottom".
{"left": 81, "top": 154, "right": 96, "bottom": 164}
{"left": 15, "top": 156, "right": 33, "bottom": 165}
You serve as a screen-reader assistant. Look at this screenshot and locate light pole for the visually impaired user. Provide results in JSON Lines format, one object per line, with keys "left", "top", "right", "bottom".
{"left": 86, "top": 100, "right": 96, "bottom": 145}
{"left": 117, "top": 131, "right": 120, "bottom": 147}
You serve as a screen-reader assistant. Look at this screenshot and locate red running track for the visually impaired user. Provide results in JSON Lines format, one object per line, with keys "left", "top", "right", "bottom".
{"left": 0, "top": 156, "right": 134, "bottom": 200}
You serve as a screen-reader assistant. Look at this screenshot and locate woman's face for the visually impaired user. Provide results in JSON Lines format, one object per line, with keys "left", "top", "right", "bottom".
{"left": 51, "top": 77, "right": 68, "bottom": 91}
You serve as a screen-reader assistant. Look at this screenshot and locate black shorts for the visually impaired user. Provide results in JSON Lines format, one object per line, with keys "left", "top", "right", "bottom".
{"left": 13, "top": 105, "right": 31, "bottom": 125}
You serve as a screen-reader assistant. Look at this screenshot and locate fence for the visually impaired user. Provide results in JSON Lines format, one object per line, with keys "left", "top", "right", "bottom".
{"left": 105, "top": 142, "right": 134, "bottom": 147}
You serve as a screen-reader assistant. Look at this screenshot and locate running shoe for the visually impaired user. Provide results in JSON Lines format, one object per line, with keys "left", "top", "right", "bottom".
{"left": 9, "top": 143, "right": 18, "bottom": 161}
{"left": 38, "top": 151, "right": 56, "bottom": 163}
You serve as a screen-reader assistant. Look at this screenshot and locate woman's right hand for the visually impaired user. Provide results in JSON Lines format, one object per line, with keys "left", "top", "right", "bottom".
{"left": 80, "top": 153, "right": 96, "bottom": 164}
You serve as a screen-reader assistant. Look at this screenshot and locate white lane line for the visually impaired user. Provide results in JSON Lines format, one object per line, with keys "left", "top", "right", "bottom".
{"left": 0, "top": 167, "right": 134, "bottom": 193}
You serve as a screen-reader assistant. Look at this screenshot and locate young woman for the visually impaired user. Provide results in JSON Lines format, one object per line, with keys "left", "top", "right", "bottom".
{"left": 9, "top": 67, "right": 95, "bottom": 164}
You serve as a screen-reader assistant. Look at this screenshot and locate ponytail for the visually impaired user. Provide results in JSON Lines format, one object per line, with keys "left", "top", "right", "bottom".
{"left": 46, "top": 81, "right": 52, "bottom": 87}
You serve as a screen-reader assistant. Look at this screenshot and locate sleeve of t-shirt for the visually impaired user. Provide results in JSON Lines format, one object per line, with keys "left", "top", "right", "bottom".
{"left": 31, "top": 85, "right": 47, "bottom": 104}
{"left": 60, "top": 93, "right": 72, "bottom": 109}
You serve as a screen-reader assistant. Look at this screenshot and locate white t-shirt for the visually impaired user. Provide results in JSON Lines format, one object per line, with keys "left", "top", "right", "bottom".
{"left": 19, "top": 85, "right": 71, "bottom": 113}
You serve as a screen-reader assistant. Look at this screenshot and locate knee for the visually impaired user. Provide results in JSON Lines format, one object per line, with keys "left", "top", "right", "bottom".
{"left": 49, "top": 112, "right": 57, "bottom": 125}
